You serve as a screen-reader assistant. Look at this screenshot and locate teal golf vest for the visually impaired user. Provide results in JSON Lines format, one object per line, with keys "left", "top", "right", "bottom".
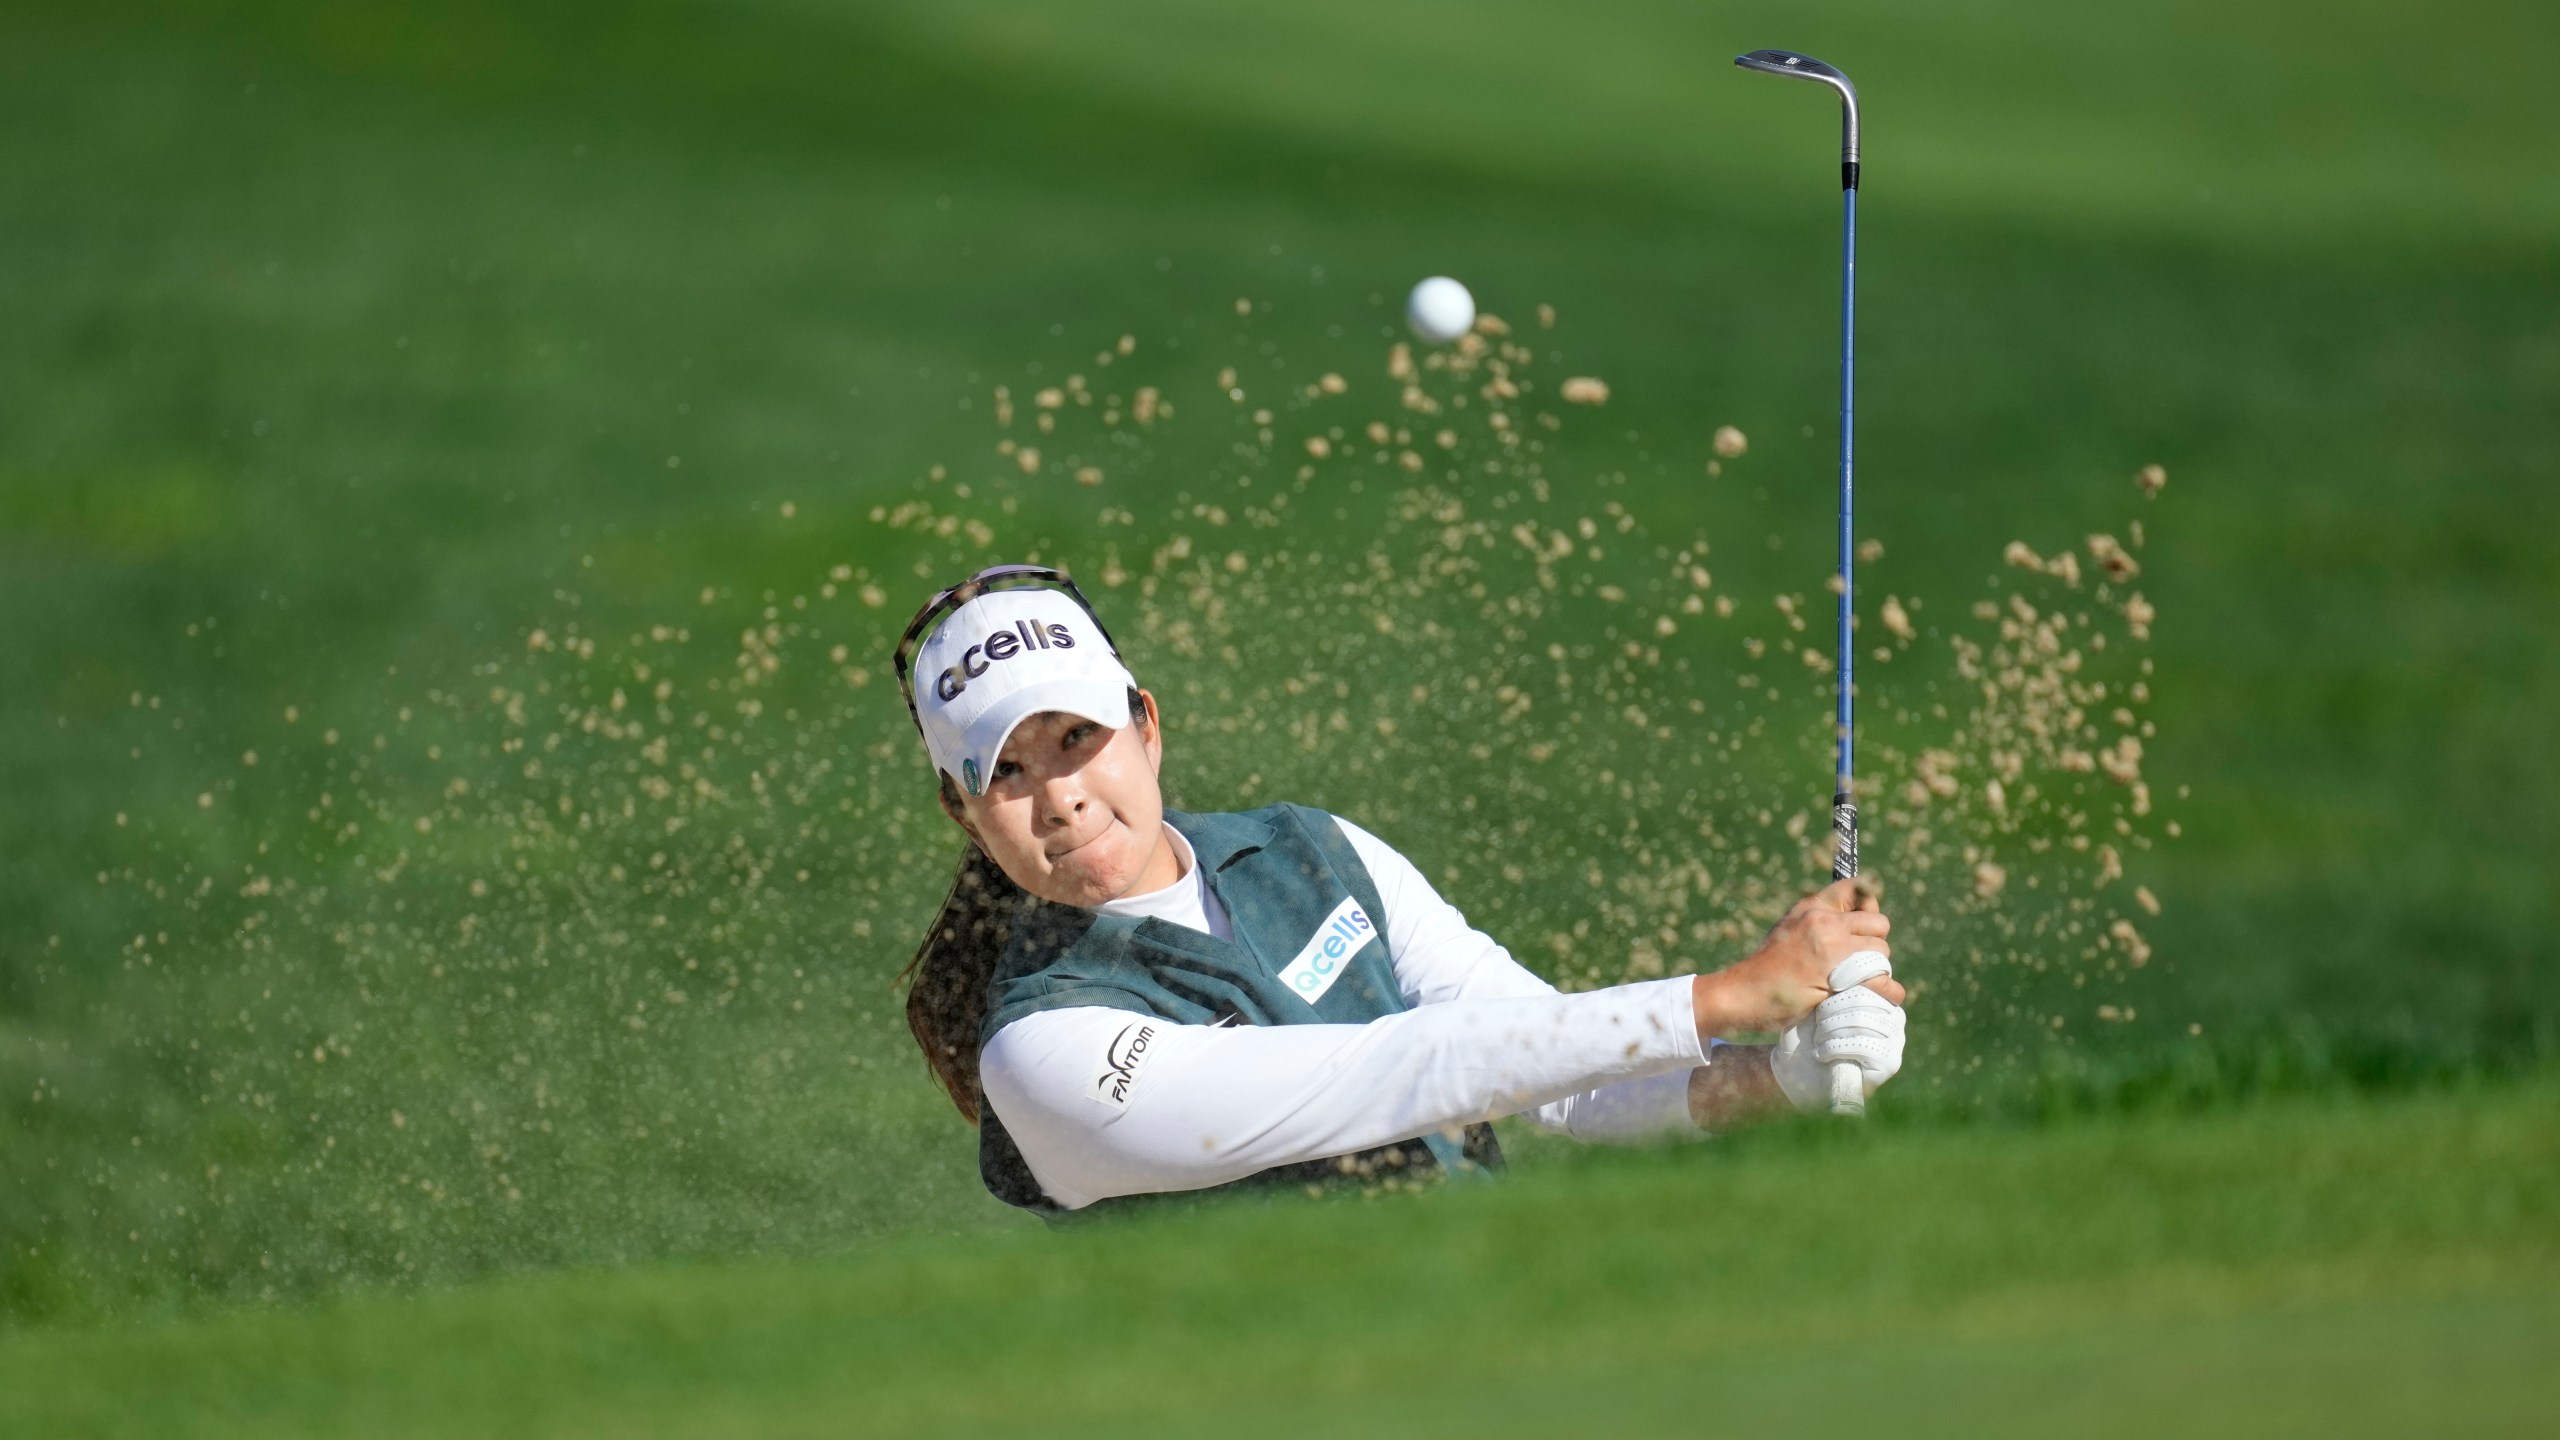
{"left": 977, "top": 803, "right": 1502, "bottom": 1213}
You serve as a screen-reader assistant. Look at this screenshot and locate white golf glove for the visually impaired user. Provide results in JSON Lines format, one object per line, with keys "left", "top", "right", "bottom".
{"left": 1770, "top": 951, "right": 1906, "bottom": 1113}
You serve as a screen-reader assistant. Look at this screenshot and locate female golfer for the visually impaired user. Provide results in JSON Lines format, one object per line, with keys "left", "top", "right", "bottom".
{"left": 897, "top": 566, "right": 1907, "bottom": 1213}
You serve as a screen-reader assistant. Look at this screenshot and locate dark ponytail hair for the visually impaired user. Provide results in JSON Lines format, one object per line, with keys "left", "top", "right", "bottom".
{"left": 899, "top": 688, "right": 1152, "bottom": 1124}
{"left": 900, "top": 788, "right": 1026, "bottom": 1124}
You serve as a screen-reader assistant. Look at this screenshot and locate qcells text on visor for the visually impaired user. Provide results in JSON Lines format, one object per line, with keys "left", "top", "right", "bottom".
{"left": 931, "top": 620, "right": 1080, "bottom": 703}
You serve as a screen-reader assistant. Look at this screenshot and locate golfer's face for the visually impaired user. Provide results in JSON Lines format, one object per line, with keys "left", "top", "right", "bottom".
{"left": 957, "top": 701, "right": 1166, "bottom": 907}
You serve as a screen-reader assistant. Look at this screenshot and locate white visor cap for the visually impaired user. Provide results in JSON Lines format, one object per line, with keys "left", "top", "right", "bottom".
{"left": 911, "top": 587, "right": 1137, "bottom": 797}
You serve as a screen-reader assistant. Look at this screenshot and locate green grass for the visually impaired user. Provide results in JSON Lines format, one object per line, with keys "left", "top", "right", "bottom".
{"left": 2, "top": 0, "right": 2557, "bottom": 1416}
{"left": 7, "top": 1082, "right": 2555, "bottom": 1437}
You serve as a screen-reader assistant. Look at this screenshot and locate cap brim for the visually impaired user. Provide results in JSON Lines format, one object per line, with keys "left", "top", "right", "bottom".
{"left": 952, "top": 677, "right": 1135, "bottom": 795}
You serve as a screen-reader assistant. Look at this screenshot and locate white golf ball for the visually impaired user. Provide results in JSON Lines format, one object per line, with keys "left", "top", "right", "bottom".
{"left": 1405, "top": 276, "right": 1476, "bottom": 345}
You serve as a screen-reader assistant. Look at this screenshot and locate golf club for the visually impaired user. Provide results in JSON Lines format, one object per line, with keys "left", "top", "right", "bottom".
{"left": 1735, "top": 47, "right": 1868, "bottom": 1117}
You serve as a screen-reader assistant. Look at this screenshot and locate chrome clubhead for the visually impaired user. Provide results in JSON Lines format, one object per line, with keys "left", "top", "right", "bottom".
{"left": 1735, "top": 49, "right": 1848, "bottom": 85}
{"left": 1734, "top": 49, "right": 1860, "bottom": 174}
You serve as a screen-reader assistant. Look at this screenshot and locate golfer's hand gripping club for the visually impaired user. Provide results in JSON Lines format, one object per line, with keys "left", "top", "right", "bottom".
{"left": 1770, "top": 952, "right": 1904, "bottom": 1117}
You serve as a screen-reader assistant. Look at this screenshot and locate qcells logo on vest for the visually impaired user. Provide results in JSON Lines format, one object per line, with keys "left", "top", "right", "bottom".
{"left": 1276, "top": 896, "right": 1377, "bottom": 1005}
{"left": 1091, "top": 1020, "right": 1158, "bottom": 1113}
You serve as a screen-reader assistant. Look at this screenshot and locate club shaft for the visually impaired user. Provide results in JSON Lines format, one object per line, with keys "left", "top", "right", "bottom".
{"left": 1737, "top": 48, "right": 1870, "bottom": 1111}
{"left": 1826, "top": 146, "right": 1863, "bottom": 1114}
{"left": 1830, "top": 183, "right": 1858, "bottom": 883}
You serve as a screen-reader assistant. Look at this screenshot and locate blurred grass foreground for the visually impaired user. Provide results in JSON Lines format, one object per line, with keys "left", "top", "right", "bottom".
{"left": 2, "top": 0, "right": 2556, "bottom": 1433}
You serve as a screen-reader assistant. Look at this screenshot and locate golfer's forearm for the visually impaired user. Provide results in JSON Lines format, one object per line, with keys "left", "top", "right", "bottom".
{"left": 980, "top": 978, "right": 1705, "bottom": 1209}
{"left": 1686, "top": 1044, "right": 1789, "bottom": 1130}
{"left": 1692, "top": 965, "right": 1794, "bottom": 1039}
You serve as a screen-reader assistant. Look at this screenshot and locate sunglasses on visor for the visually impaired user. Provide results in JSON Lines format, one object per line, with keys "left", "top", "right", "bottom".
{"left": 890, "top": 564, "right": 1123, "bottom": 734}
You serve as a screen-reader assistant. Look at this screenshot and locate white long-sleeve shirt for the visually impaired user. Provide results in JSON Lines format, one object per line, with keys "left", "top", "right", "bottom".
{"left": 980, "top": 816, "right": 1708, "bottom": 1210}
